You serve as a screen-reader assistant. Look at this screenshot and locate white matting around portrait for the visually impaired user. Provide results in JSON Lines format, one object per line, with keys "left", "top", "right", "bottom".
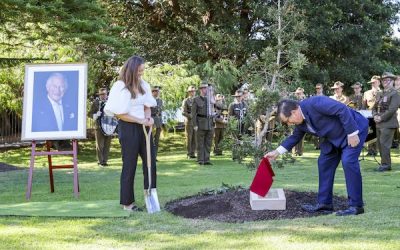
{"left": 21, "top": 63, "right": 88, "bottom": 140}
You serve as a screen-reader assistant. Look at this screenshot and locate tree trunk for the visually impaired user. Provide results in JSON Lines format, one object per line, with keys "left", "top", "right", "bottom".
{"left": 270, "top": 0, "right": 281, "bottom": 91}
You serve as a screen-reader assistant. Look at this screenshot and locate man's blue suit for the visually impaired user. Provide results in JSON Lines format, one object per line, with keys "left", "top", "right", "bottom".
{"left": 32, "top": 96, "right": 78, "bottom": 132}
{"left": 281, "top": 96, "right": 368, "bottom": 207}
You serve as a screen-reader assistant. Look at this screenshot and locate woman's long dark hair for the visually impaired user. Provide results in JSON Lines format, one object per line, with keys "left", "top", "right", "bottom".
{"left": 119, "top": 56, "right": 145, "bottom": 99}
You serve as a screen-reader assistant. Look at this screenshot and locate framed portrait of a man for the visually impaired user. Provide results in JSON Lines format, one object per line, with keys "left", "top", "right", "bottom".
{"left": 21, "top": 63, "right": 88, "bottom": 140}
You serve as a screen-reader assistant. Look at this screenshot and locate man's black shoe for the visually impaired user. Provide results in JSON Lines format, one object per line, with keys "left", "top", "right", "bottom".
{"left": 198, "top": 161, "right": 204, "bottom": 165}
{"left": 336, "top": 206, "right": 364, "bottom": 216}
{"left": 204, "top": 162, "right": 213, "bottom": 165}
{"left": 376, "top": 165, "right": 391, "bottom": 172}
{"left": 301, "top": 203, "right": 334, "bottom": 213}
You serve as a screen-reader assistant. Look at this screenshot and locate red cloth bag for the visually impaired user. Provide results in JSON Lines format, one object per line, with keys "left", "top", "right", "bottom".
{"left": 250, "top": 157, "right": 275, "bottom": 197}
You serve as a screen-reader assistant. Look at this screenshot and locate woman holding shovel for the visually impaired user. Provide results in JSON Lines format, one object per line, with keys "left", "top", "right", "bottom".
{"left": 104, "top": 55, "right": 158, "bottom": 212}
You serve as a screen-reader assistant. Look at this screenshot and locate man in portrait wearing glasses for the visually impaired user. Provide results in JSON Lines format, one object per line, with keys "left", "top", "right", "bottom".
{"left": 264, "top": 96, "right": 369, "bottom": 216}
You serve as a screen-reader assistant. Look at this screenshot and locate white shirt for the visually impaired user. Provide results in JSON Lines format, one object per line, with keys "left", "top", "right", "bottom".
{"left": 48, "top": 96, "right": 64, "bottom": 131}
{"left": 104, "top": 80, "right": 157, "bottom": 119}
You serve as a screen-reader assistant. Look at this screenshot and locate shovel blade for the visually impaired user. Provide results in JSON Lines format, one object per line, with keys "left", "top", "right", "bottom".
{"left": 144, "top": 188, "right": 161, "bottom": 214}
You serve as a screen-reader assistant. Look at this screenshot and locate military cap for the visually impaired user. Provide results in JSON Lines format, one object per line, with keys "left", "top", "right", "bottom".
{"left": 367, "top": 75, "right": 381, "bottom": 83}
{"left": 187, "top": 86, "right": 196, "bottom": 92}
{"left": 331, "top": 81, "right": 344, "bottom": 89}
{"left": 351, "top": 82, "right": 362, "bottom": 88}
{"left": 381, "top": 72, "right": 397, "bottom": 80}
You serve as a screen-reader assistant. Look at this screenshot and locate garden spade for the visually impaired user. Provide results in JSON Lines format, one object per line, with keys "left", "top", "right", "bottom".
{"left": 142, "top": 125, "right": 161, "bottom": 214}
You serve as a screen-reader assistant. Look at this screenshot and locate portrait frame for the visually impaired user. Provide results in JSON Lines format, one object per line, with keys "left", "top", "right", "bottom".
{"left": 21, "top": 63, "right": 88, "bottom": 141}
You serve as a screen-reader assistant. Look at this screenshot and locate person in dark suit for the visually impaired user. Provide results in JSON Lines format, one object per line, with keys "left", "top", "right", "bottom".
{"left": 32, "top": 73, "right": 77, "bottom": 132}
{"left": 265, "top": 96, "right": 369, "bottom": 216}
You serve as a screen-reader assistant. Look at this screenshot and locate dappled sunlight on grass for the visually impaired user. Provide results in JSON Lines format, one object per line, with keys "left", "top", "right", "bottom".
{"left": 1, "top": 141, "right": 400, "bottom": 248}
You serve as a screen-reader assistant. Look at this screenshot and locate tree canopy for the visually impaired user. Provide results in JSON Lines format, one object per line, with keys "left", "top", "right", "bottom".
{"left": 0, "top": 0, "right": 399, "bottom": 112}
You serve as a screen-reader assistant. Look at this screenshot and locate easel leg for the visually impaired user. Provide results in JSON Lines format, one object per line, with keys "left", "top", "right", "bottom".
{"left": 26, "top": 141, "right": 36, "bottom": 200}
{"left": 46, "top": 141, "right": 55, "bottom": 193}
{"left": 72, "top": 139, "right": 80, "bottom": 197}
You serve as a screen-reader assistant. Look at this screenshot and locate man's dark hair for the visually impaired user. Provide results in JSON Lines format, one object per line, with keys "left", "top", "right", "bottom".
{"left": 98, "top": 87, "right": 107, "bottom": 93}
{"left": 277, "top": 99, "right": 299, "bottom": 120}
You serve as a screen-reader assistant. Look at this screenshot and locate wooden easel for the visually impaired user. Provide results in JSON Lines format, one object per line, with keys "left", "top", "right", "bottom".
{"left": 26, "top": 139, "right": 80, "bottom": 200}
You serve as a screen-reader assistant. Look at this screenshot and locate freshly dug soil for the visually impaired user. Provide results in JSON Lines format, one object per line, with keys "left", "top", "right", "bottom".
{"left": 0, "top": 162, "right": 24, "bottom": 172}
{"left": 165, "top": 189, "right": 348, "bottom": 223}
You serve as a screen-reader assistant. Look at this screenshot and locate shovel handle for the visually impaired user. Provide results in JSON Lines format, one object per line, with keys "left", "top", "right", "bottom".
{"left": 142, "top": 125, "right": 152, "bottom": 192}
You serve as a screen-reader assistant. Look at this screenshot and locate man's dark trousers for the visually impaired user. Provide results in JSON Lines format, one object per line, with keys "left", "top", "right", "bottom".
{"left": 317, "top": 127, "right": 368, "bottom": 207}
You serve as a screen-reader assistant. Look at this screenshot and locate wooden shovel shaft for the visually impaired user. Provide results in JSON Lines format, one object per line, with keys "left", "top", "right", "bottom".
{"left": 142, "top": 125, "right": 152, "bottom": 192}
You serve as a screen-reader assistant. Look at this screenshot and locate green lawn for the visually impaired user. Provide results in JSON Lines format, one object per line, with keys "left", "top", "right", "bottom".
{"left": 0, "top": 134, "right": 399, "bottom": 250}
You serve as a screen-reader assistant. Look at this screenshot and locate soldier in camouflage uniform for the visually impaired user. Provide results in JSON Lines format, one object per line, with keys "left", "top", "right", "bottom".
{"left": 349, "top": 82, "right": 363, "bottom": 110}
{"left": 213, "top": 94, "right": 228, "bottom": 156}
{"left": 182, "top": 86, "right": 197, "bottom": 158}
{"left": 372, "top": 72, "right": 400, "bottom": 172}
{"left": 330, "top": 81, "right": 349, "bottom": 104}
{"left": 192, "top": 83, "right": 215, "bottom": 165}
{"left": 151, "top": 86, "right": 163, "bottom": 160}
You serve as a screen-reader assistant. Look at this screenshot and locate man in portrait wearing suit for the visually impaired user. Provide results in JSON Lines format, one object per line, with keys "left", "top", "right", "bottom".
{"left": 265, "top": 96, "right": 369, "bottom": 216}
{"left": 32, "top": 73, "right": 78, "bottom": 132}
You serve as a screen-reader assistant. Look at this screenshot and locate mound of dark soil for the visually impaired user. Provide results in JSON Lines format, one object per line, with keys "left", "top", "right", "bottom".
{"left": 165, "top": 189, "right": 348, "bottom": 223}
{"left": 0, "top": 162, "right": 24, "bottom": 172}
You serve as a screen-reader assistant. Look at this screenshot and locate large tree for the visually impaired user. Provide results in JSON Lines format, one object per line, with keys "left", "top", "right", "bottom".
{"left": 0, "top": 0, "right": 136, "bottom": 98}
{"left": 296, "top": 0, "right": 400, "bottom": 87}
{"left": 105, "top": 0, "right": 399, "bottom": 88}
{"left": 104, "top": 0, "right": 274, "bottom": 65}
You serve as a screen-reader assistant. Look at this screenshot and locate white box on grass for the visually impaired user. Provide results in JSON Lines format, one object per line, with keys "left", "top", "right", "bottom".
{"left": 250, "top": 188, "right": 286, "bottom": 210}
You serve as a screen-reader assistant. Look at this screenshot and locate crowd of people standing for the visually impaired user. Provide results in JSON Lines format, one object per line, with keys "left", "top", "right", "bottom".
{"left": 88, "top": 53, "right": 399, "bottom": 214}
